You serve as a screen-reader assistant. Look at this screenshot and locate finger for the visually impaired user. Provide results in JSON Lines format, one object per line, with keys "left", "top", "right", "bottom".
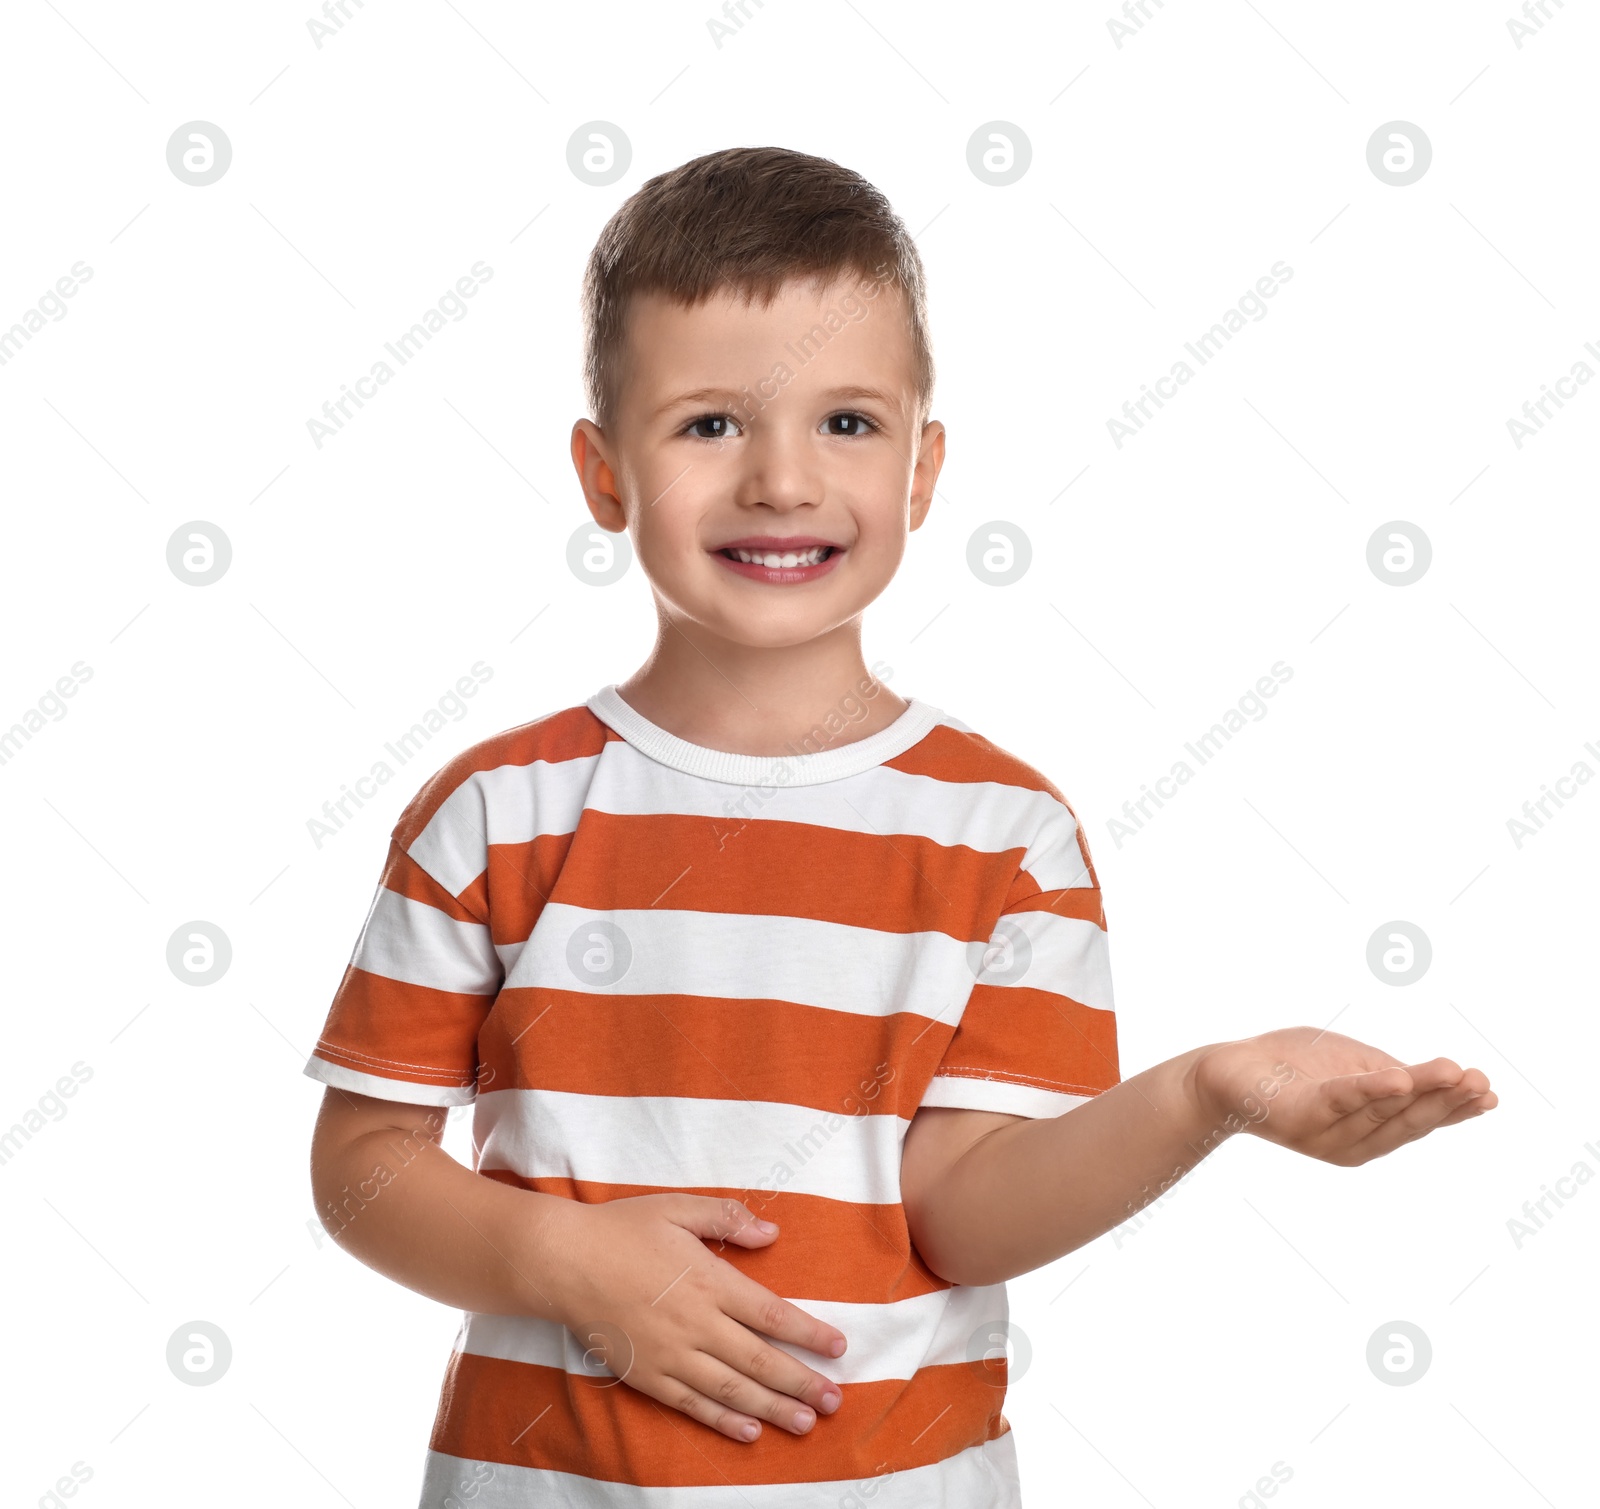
{"left": 1312, "top": 1074, "right": 1468, "bottom": 1158}
{"left": 669, "top": 1195, "right": 781, "bottom": 1251}
{"left": 1371, "top": 1066, "right": 1491, "bottom": 1122}
{"left": 630, "top": 1367, "right": 770, "bottom": 1444}
{"left": 1321, "top": 1057, "right": 1486, "bottom": 1123}
{"left": 701, "top": 1312, "right": 843, "bottom": 1419}
{"left": 1319, "top": 1066, "right": 1414, "bottom": 1119}
{"left": 723, "top": 1275, "right": 848, "bottom": 1363}
{"left": 1338, "top": 1080, "right": 1489, "bottom": 1160}
{"left": 1435, "top": 1090, "right": 1498, "bottom": 1127}
{"left": 1396, "top": 1056, "right": 1468, "bottom": 1095}
{"left": 1393, "top": 1078, "right": 1487, "bottom": 1133}
{"left": 681, "top": 1343, "right": 833, "bottom": 1437}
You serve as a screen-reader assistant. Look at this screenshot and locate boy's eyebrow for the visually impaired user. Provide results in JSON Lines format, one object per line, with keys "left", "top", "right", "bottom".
{"left": 816, "top": 384, "right": 901, "bottom": 409}
{"left": 654, "top": 387, "right": 744, "bottom": 417}
{"left": 653, "top": 383, "right": 904, "bottom": 419}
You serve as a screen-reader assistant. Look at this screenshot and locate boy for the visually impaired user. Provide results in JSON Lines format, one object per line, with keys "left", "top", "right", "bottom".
{"left": 304, "top": 146, "right": 1497, "bottom": 1507}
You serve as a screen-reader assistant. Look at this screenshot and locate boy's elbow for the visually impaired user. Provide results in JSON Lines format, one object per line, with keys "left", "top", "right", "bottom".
{"left": 905, "top": 1198, "right": 1005, "bottom": 1288}
{"left": 902, "top": 1106, "right": 1028, "bottom": 1286}
{"left": 306, "top": 1086, "right": 447, "bottom": 1237}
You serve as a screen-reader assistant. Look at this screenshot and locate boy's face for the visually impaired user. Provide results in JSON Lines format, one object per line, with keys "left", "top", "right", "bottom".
{"left": 571, "top": 273, "right": 944, "bottom": 653}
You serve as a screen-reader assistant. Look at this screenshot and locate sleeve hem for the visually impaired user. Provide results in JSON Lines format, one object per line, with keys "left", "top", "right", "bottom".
{"left": 918, "top": 1075, "right": 1102, "bottom": 1119}
{"left": 302, "top": 1055, "right": 477, "bottom": 1108}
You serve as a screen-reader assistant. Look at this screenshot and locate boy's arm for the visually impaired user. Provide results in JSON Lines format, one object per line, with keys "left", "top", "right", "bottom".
{"left": 309, "top": 1087, "right": 850, "bottom": 1444}
{"left": 310, "top": 1086, "right": 578, "bottom": 1320}
{"left": 901, "top": 1026, "right": 1497, "bottom": 1287}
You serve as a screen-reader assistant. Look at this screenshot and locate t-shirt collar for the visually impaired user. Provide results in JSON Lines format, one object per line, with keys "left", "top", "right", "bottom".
{"left": 585, "top": 683, "right": 942, "bottom": 787}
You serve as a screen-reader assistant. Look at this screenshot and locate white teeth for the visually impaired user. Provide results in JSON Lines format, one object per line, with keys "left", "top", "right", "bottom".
{"left": 728, "top": 545, "right": 830, "bottom": 567}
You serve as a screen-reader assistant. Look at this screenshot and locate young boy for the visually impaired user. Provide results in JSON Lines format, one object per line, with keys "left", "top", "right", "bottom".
{"left": 304, "top": 146, "right": 1497, "bottom": 1507}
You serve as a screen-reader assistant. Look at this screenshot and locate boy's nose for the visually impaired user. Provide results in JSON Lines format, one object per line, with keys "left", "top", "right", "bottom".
{"left": 733, "top": 428, "right": 822, "bottom": 511}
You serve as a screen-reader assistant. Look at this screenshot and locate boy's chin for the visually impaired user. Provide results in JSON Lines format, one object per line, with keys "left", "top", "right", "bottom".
{"left": 694, "top": 607, "right": 855, "bottom": 651}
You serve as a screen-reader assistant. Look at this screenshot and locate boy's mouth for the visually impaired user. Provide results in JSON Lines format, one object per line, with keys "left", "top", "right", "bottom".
{"left": 711, "top": 537, "right": 843, "bottom": 584}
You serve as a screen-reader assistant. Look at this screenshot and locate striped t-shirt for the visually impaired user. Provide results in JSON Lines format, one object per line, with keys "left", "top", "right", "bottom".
{"left": 303, "top": 683, "right": 1120, "bottom": 1508}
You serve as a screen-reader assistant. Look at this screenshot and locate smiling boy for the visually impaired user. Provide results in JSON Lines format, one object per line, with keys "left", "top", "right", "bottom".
{"left": 304, "top": 146, "right": 1497, "bottom": 1508}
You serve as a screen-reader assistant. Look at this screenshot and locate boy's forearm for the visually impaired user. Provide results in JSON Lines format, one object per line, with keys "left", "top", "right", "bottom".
{"left": 312, "top": 1119, "right": 578, "bottom": 1323}
{"left": 913, "top": 1045, "right": 1236, "bottom": 1286}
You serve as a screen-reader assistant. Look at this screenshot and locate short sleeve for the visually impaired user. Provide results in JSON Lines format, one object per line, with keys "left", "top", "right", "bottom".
{"left": 302, "top": 794, "right": 504, "bottom": 1107}
{"left": 919, "top": 794, "right": 1120, "bottom": 1119}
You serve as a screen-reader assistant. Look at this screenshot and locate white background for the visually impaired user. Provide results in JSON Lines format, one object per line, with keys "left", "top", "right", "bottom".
{"left": 2, "top": 1, "right": 1595, "bottom": 1504}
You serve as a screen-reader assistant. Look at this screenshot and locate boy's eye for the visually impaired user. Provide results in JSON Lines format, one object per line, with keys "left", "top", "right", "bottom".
{"left": 686, "top": 414, "right": 735, "bottom": 439}
{"left": 823, "top": 412, "right": 877, "bottom": 437}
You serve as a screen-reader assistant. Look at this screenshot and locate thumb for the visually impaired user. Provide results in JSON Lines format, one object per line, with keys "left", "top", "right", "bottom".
{"left": 666, "top": 1194, "right": 780, "bottom": 1249}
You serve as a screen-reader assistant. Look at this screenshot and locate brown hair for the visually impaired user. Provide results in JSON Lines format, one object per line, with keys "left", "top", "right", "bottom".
{"left": 581, "top": 146, "right": 933, "bottom": 429}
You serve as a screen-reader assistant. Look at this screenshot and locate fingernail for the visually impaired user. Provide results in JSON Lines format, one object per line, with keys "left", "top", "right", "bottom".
{"left": 740, "top": 1422, "right": 759, "bottom": 1441}
{"left": 756, "top": 1219, "right": 778, "bottom": 1233}
{"left": 793, "top": 1409, "right": 815, "bottom": 1431}
{"left": 819, "top": 1390, "right": 841, "bottom": 1413}
{"left": 830, "top": 1337, "right": 846, "bottom": 1357}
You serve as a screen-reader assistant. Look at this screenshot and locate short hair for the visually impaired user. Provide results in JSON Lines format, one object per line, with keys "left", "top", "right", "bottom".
{"left": 581, "top": 146, "right": 934, "bottom": 429}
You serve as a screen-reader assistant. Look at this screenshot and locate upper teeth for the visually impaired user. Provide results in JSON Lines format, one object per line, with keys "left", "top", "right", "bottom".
{"left": 728, "top": 546, "right": 830, "bottom": 567}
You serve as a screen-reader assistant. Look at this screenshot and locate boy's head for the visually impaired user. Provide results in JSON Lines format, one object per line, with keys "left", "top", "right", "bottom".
{"left": 580, "top": 146, "right": 934, "bottom": 430}
{"left": 571, "top": 146, "right": 945, "bottom": 659}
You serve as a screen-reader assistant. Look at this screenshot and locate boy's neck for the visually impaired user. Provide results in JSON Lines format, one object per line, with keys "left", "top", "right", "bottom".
{"left": 614, "top": 632, "right": 906, "bottom": 759}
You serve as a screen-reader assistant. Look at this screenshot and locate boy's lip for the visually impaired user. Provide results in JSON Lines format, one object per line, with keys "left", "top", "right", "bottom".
{"left": 711, "top": 535, "right": 842, "bottom": 552}
{"left": 710, "top": 536, "right": 845, "bottom": 585}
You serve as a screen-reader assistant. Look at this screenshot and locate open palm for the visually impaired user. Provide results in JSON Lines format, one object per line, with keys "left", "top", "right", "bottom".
{"left": 1192, "top": 1026, "right": 1497, "bottom": 1167}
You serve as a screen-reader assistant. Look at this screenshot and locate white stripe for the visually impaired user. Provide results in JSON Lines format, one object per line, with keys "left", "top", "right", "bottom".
{"left": 586, "top": 737, "right": 1082, "bottom": 865}
{"left": 405, "top": 736, "right": 1090, "bottom": 892}
{"left": 985, "top": 909, "right": 1114, "bottom": 1014}
{"left": 502, "top": 902, "right": 975, "bottom": 1021}
{"left": 301, "top": 1055, "right": 474, "bottom": 1107}
{"left": 1016, "top": 794, "right": 1093, "bottom": 891}
{"left": 493, "top": 936, "right": 526, "bottom": 979}
{"left": 353, "top": 886, "right": 502, "bottom": 996}
{"left": 454, "top": 1281, "right": 1010, "bottom": 1385}
{"left": 919, "top": 1076, "right": 1097, "bottom": 1120}
{"left": 475, "top": 1088, "right": 906, "bottom": 1204}
{"left": 495, "top": 904, "right": 1109, "bottom": 1022}
{"left": 409, "top": 753, "right": 603, "bottom": 895}
{"left": 417, "top": 1435, "right": 1021, "bottom": 1508}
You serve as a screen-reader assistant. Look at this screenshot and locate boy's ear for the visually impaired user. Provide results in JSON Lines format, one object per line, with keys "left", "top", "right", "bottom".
{"left": 571, "top": 418, "right": 627, "bottom": 531}
{"left": 908, "top": 418, "right": 945, "bottom": 532}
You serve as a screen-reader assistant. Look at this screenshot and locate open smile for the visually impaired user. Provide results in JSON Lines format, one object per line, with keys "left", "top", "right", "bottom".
{"left": 710, "top": 541, "right": 844, "bottom": 584}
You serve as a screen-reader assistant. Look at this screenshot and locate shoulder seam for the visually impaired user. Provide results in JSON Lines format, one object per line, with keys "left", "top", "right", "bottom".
{"left": 396, "top": 831, "right": 492, "bottom": 927}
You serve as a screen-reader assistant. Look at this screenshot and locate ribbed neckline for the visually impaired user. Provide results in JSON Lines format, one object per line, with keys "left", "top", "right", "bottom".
{"left": 585, "top": 683, "right": 943, "bottom": 787}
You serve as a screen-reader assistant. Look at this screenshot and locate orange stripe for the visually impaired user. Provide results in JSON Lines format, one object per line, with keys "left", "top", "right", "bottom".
{"left": 891, "top": 720, "right": 1098, "bottom": 891}
{"left": 315, "top": 966, "right": 493, "bottom": 1090}
{"left": 481, "top": 831, "right": 571, "bottom": 942}
{"left": 999, "top": 880, "right": 1106, "bottom": 928}
{"left": 890, "top": 727, "right": 1105, "bottom": 891}
{"left": 381, "top": 839, "right": 484, "bottom": 923}
{"left": 478, "top": 1175, "right": 947, "bottom": 1305}
{"left": 393, "top": 706, "right": 608, "bottom": 851}
{"left": 457, "top": 867, "right": 492, "bottom": 918}
{"left": 939, "top": 983, "right": 1119, "bottom": 1097}
{"left": 887, "top": 722, "right": 1051, "bottom": 791}
{"left": 479, "top": 988, "right": 948, "bottom": 1118}
{"left": 484, "top": 811, "right": 1020, "bottom": 943}
{"left": 1072, "top": 814, "right": 1101, "bottom": 890}
{"left": 430, "top": 1350, "right": 1010, "bottom": 1486}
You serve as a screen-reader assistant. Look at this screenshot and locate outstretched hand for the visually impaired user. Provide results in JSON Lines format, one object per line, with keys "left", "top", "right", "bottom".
{"left": 1191, "top": 1026, "right": 1498, "bottom": 1167}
